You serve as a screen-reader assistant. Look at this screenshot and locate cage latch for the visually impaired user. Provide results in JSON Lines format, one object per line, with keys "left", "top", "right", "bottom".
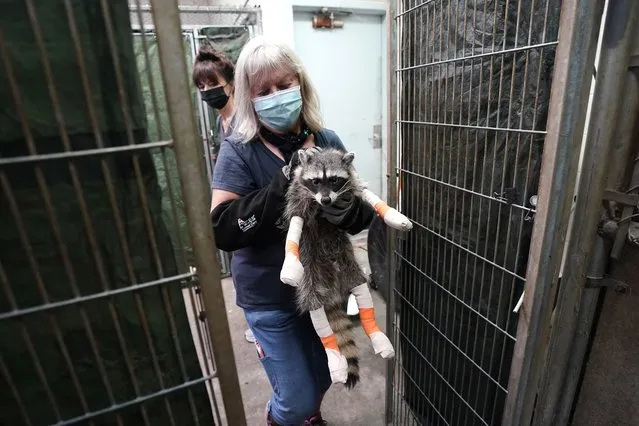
{"left": 494, "top": 187, "right": 519, "bottom": 204}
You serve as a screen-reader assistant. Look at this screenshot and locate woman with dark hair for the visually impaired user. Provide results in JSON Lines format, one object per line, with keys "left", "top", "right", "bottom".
{"left": 193, "top": 44, "right": 256, "bottom": 344}
{"left": 193, "top": 44, "right": 236, "bottom": 146}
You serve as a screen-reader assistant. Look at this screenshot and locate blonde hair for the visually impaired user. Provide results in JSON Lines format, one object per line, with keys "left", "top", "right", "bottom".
{"left": 233, "top": 36, "right": 323, "bottom": 142}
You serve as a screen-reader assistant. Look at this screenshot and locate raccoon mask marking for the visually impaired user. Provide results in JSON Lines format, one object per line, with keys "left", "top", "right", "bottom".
{"left": 293, "top": 149, "right": 356, "bottom": 206}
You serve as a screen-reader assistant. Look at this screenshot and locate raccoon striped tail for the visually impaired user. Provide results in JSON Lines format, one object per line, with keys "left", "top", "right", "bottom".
{"left": 325, "top": 304, "right": 359, "bottom": 389}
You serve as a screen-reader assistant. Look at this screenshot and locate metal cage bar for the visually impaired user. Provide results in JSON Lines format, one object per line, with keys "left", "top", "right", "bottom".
{"left": 385, "top": 0, "right": 399, "bottom": 424}
{"left": 386, "top": 0, "right": 605, "bottom": 425}
{"left": 149, "top": 1, "right": 246, "bottom": 425}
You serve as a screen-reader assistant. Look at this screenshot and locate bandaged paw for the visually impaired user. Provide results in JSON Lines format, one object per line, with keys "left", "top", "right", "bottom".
{"left": 280, "top": 254, "right": 304, "bottom": 286}
{"left": 383, "top": 208, "right": 413, "bottom": 232}
{"left": 369, "top": 331, "right": 395, "bottom": 359}
{"left": 325, "top": 348, "right": 349, "bottom": 384}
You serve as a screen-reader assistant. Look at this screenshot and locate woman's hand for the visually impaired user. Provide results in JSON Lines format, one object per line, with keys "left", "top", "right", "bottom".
{"left": 319, "top": 192, "right": 361, "bottom": 229}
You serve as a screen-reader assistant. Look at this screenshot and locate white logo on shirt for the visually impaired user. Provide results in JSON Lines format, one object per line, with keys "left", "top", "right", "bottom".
{"left": 238, "top": 215, "right": 257, "bottom": 232}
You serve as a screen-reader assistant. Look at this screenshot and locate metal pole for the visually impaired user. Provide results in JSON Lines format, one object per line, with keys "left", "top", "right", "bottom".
{"left": 131, "top": 4, "right": 260, "bottom": 15}
{"left": 555, "top": 36, "right": 639, "bottom": 426}
{"left": 384, "top": 1, "right": 398, "bottom": 424}
{"left": 501, "top": 0, "right": 606, "bottom": 424}
{"left": 533, "top": 2, "right": 639, "bottom": 423}
{"left": 148, "top": 1, "right": 246, "bottom": 425}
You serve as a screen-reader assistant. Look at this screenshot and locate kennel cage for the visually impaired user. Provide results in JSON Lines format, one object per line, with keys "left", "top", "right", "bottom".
{"left": 0, "top": 1, "right": 258, "bottom": 425}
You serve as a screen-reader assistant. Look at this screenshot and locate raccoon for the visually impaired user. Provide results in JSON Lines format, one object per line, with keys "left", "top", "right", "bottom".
{"left": 284, "top": 147, "right": 369, "bottom": 389}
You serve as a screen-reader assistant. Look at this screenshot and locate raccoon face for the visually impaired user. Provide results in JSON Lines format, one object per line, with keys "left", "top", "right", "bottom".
{"left": 296, "top": 149, "right": 355, "bottom": 206}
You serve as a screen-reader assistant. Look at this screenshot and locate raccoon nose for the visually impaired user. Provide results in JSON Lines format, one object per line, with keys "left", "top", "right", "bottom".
{"left": 320, "top": 196, "right": 332, "bottom": 206}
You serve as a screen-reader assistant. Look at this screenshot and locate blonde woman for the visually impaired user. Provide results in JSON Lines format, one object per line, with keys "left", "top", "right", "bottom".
{"left": 209, "top": 36, "right": 374, "bottom": 425}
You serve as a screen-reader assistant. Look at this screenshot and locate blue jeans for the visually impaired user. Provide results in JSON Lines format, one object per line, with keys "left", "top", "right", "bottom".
{"left": 245, "top": 309, "right": 332, "bottom": 425}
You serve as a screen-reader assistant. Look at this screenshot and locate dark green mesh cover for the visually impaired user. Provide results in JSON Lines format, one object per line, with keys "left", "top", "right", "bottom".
{"left": 0, "top": 1, "right": 215, "bottom": 424}
{"left": 396, "top": 1, "right": 560, "bottom": 425}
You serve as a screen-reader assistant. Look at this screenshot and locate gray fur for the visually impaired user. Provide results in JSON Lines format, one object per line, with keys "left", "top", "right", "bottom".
{"left": 285, "top": 148, "right": 369, "bottom": 389}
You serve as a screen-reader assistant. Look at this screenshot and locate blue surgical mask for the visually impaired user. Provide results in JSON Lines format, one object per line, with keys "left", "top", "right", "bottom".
{"left": 252, "top": 86, "right": 303, "bottom": 132}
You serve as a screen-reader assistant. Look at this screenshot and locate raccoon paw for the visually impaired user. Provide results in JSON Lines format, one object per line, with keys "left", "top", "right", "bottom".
{"left": 325, "top": 348, "right": 349, "bottom": 384}
{"left": 383, "top": 209, "right": 413, "bottom": 232}
{"left": 280, "top": 255, "right": 304, "bottom": 287}
{"left": 370, "top": 331, "right": 395, "bottom": 359}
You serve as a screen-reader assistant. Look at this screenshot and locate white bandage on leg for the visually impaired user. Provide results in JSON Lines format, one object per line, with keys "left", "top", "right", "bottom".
{"left": 351, "top": 283, "right": 374, "bottom": 308}
{"left": 280, "top": 216, "right": 305, "bottom": 286}
{"left": 370, "top": 332, "right": 395, "bottom": 359}
{"left": 310, "top": 307, "right": 348, "bottom": 384}
{"left": 361, "top": 188, "right": 382, "bottom": 208}
{"left": 346, "top": 294, "right": 359, "bottom": 315}
{"left": 361, "top": 189, "right": 413, "bottom": 231}
{"left": 351, "top": 283, "right": 396, "bottom": 359}
{"left": 309, "top": 306, "right": 333, "bottom": 338}
{"left": 287, "top": 216, "right": 304, "bottom": 239}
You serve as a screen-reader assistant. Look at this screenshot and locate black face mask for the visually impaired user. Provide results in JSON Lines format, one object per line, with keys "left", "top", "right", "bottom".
{"left": 201, "top": 86, "right": 229, "bottom": 110}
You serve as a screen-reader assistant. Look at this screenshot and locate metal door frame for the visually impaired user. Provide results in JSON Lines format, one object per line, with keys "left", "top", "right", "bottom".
{"left": 148, "top": 0, "right": 247, "bottom": 424}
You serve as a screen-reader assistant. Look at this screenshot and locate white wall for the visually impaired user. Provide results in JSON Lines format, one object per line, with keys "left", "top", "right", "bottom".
{"left": 260, "top": 0, "right": 296, "bottom": 47}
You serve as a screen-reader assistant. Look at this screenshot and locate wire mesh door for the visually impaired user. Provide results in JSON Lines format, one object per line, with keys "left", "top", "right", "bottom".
{"left": 387, "top": 0, "right": 564, "bottom": 424}
{"left": 0, "top": 0, "right": 245, "bottom": 425}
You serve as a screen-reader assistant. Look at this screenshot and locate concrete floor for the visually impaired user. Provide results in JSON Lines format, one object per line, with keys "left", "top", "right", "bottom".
{"left": 217, "top": 232, "right": 388, "bottom": 426}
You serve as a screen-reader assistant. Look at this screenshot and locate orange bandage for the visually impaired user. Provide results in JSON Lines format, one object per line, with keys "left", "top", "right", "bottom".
{"left": 285, "top": 240, "right": 299, "bottom": 258}
{"left": 373, "top": 201, "right": 390, "bottom": 218}
{"left": 359, "top": 307, "right": 381, "bottom": 335}
{"left": 320, "top": 334, "right": 340, "bottom": 351}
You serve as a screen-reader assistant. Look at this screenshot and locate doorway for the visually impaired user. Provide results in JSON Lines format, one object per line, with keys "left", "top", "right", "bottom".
{"left": 293, "top": 11, "right": 385, "bottom": 197}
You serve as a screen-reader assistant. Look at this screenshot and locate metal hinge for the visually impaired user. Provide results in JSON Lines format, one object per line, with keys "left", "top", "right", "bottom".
{"left": 601, "top": 189, "right": 639, "bottom": 259}
{"left": 602, "top": 189, "right": 639, "bottom": 207}
{"left": 585, "top": 276, "right": 631, "bottom": 294}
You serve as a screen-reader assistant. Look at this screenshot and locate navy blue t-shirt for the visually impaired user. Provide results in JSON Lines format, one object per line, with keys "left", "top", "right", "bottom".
{"left": 211, "top": 129, "right": 347, "bottom": 311}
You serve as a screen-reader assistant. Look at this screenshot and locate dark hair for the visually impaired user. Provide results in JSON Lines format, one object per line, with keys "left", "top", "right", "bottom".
{"left": 192, "top": 44, "right": 235, "bottom": 89}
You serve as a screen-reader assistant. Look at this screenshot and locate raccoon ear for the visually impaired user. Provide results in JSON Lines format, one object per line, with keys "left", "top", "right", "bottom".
{"left": 296, "top": 149, "right": 309, "bottom": 165}
{"left": 342, "top": 151, "right": 355, "bottom": 166}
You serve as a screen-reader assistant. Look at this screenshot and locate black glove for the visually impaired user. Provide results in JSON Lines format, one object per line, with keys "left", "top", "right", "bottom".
{"left": 319, "top": 192, "right": 375, "bottom": 234}
{"left": 211, "top": 146, "right": 322, "bottom": 252}
{"left": 211, "top": 172, "right": 289, "bottom": 251}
